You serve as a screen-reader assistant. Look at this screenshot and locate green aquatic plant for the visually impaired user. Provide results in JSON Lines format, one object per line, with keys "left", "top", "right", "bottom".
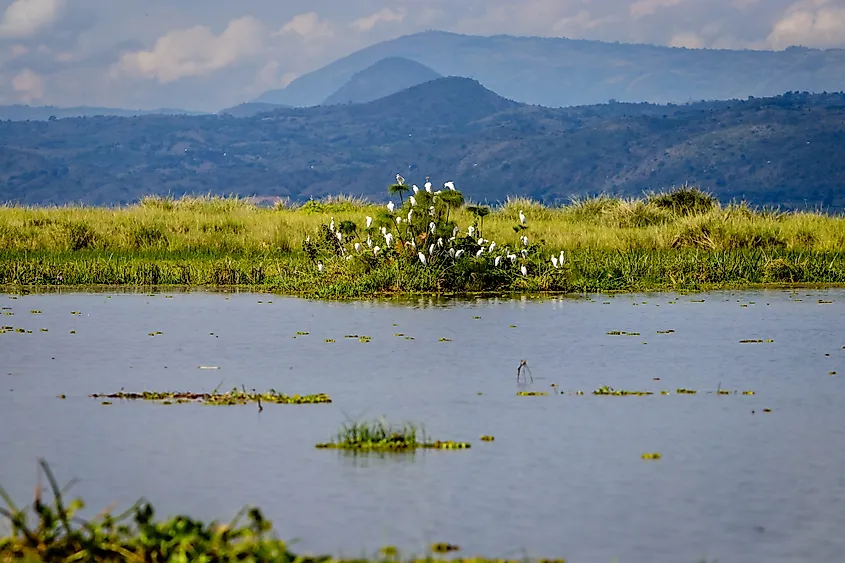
{"left": 641, "top": 452, "right": 662, "bottom": 460}
{"left": 592, "top": 386, "right": 653, "bottom": 396}
{"left": 315, "top": 419, "right": 470, "bottom": 451}
{"left": 89, "top": 388, "right": 332, "bottom": 405}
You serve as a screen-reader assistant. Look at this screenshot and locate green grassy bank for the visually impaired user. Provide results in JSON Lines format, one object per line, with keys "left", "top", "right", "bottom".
{"left": 2, "top": 185, "right": 844, "bottom": 297}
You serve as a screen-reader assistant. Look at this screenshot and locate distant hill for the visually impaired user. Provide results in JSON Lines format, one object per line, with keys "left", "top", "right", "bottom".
{"left": 0, "top": 104, "right": 204, "bottom": 121}
{"left": 254, "top": 30, "right": 845, "bottom": 109}
{"left": 218, "top": 102, "right": 290, "bottom": 118}
{"left": 322, "top": 57, "right": 442, "bottom": 106}
{"left": 1, "top": 78, "right": 844, "bottom": 210}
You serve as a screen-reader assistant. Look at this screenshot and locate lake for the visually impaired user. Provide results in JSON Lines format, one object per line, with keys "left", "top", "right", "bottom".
{"left": 1, "top": 288, "right": 844, "bottom": 563}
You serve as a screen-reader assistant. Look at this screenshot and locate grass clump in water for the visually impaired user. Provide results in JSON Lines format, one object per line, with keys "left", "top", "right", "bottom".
{"left": 315, "top": 419, "right": 470, "bottom": 451}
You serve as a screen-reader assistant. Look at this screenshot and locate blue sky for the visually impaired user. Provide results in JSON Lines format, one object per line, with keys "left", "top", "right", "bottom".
{"left": 0, "top": 0, "right": 842, "bottom": 110}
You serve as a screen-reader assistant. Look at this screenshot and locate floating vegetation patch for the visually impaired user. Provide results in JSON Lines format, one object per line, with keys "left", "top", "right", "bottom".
{"left": 480, "top": 435, "right": 495, "bottom": 442}
{"left": 606, "top": 331, "right": 640, "bottom": 336}
{"left": 641, "top": 452, "right": 662, "bottom": 460}
{"left": 676, "top": 388, "right": 697, "bottom": 394}
{"left": 315, "top": 419, "right": 470, "bottom": 451}
{"left": 516, "top": 391, "right": 548, "bottom": 396}
{"left": 819, "top": 300, "right": 833, "bottom": 304}
{"left": 295, "top": 331, "right": 309, "bottom": 336}
{"left": 739, "top": 339, "right": 774, "bottom": 343}
{"left": 439, "top": 337, "right": 452, "bottom": 342}
{"left": 29, "top": 310, "right": 41, "bottom": 314}
{"left": 394, "top": 333, "right": 404, "bottom": 336}
{"left": 431, "top": 543, "right": 461, "bottom": 553}
{"left": 359, "top": 335, "right": 372, "bottom": 343}
{"left": 763, "top": 408, "right": 772, "bottom": 413}
{"left": 89, "top": 388, "right": 332, "bottom": 405}
{"left": 742, "top": 390, "right": 755, "bottom": 395}
{"left": 690, "top": 299, "right": 705, "bottom": 303}
{"left": 656, "top": 329, "right": 676, "bottom": 334}
{"left": 593, "top": 386, "right": 653, "bottom": 396}
{"left": 325, "top": 339, "right": 335, "bottom": 343}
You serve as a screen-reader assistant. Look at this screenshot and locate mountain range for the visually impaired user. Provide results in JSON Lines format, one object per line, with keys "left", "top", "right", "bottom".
{"left": 255, "top": 30, "right": 845, "bottom": 109}
{"left": 1, "top": 77, "right": 843, "bottom": 209}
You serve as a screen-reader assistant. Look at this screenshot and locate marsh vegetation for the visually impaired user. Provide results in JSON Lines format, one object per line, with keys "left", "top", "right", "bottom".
{"left": 1, "top": 181, "right": 844, "bottom": 296}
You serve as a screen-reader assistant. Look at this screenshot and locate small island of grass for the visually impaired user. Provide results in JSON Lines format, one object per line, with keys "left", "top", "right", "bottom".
{"left": 315, "top": 419, "right": 471, "bottom": 451}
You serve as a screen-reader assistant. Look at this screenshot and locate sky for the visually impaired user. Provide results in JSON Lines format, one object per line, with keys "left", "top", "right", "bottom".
{"left": 0, "top": 0, "right": 843, "bottom": 111}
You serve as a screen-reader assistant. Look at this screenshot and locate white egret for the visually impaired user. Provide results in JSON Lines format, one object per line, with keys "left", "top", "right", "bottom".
{"left": 508, "top": 254, "right": 517, "bottom": 264}
{"left": 449, "top": 248, "right": 456, "bottom": 258}
{"left": 551, "top": 256, "right": 559, "bottom": 268}
{"left": 521, "top": 235, "right": 529, "bottom": 246}
{"left": 489, "top": 241, "right": 496, "bottom": 252}
{"left": 409, "top": 196, "right": 417, "bottom": 206}
{"left": 452, "top": 226, "right": 460, "bottom": 237}
{"left": 429, "top": 243, "right": 436, "bottom": 255}
{"left": 366, "top": 216, "right": 373, "bottom": 228}
{"left": 448, "top": 236, "right": 456, "bottom": 243}
{"left": 494, "top": 256, "right": 502, "bottom": 267}
{"left": 367, "top": 236, "right": 372, "bottom": 248}
{"left": 418, "top": 252, "right": 427, "bottom": 265}
{"left": 521, "top": 249, "right": 528, "bottom": 258}
{"left": 336, "top": 232, "right": 343, "bottom": 242}
{"left": 317, "top": 262, "right": 324, "bottom": 272}
{"left": 429, "top": 206, "right": 435, "bottom": 217}
{"left": 329, "top": 218, "right": 335, "bottom": 232}
{"left": 373, "top": 246, "right": 381, "bottom": 256}
{"left": 429, "top": 221, "right": 436, "bottom": 234}
{"left": 468, "top": 226, "right": 475, "bottom": 237}
{"left": 519, "top": 210, "right": 526, "bottom": 225}
{"left": 396, "top": 217, "right": 402, "bottom": 225}
{"left": 384, "top": 233, "right": 393, "bottom": 246}
{"left": 425, "top": 181, "right": 432, "bottom": 193}
{"left": 396, "top": 173, "right": 405, "bottom": 185}
{"left": 381, "top": 226, "right": 387, "bottom": 236}
{"left": 455, "top": 249, "right": 465, "bottom": 258}
{"left": 476, "top": 248, "right": 484, "bottom": 257}
{"left": 444, "top": 181, "right": 455, "bottom": 190}
{"left": 437, "top": 237, "right": 444, "bottom": 247}
{"left": 408, "top": 210, "right": 413, "bottom": 222}
{"left": 354, "top": 242, "right": 362, "bottom": 253}
{"left": 387, "top": 201, "right": 395, "bottom": 213}
{"left": 559, "top": 250, "right": 565, "bottom": 265}
{"left": 412, "top": 185, "right": 419, "bottom": 194}
{"left": 520, "top": 265, "right": 528, "bottom": 276}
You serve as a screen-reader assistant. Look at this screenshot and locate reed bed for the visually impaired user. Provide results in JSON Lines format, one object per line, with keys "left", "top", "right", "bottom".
{"left": 1, "top": 188, "right": 844, "bottom": 297}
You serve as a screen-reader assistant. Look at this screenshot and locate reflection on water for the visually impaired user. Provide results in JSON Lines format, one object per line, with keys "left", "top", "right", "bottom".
{"left": 1, "top": 288, "right": 844, "bottom": 563}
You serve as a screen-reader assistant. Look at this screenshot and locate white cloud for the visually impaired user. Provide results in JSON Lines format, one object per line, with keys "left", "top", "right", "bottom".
{"left": 0, "top": 0, "right": 63, "bottom": 39}
{"left": 114, "top": 16, "right": 266, "bottom": 83}
{"left": 767, "top": 0, "right": 845, "bottom": 48}
{"left": 277, "top": 12, "right": 334, "bottom": 40}
{"left": 350, "top": 8, "right": 405, "bottom": 32}
{"left": 629, "top": 0, "right": 686, "bottom": 18}
{"left": 12, "top": 68, "right": 44, "bottom": 101}
{"left": 668, "top": 31, "right": 705, "bottom": 48}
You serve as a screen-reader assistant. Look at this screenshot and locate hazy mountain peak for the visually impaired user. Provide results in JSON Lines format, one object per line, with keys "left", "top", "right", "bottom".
{"left": 322, "top": 57, "right": 442, "bottom": 106}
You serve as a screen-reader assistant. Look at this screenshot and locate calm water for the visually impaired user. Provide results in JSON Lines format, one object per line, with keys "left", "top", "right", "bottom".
{"left": 1, "top": 288, "right": 844, "bottom": 563}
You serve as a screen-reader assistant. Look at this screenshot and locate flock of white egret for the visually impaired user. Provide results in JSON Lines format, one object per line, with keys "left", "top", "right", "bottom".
{"left": 313, "top": 175, "right": 568, "bottom": 276}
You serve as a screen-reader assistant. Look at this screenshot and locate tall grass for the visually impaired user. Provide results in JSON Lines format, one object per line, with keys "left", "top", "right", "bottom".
{"left": 1, "top": 188, "right": 844, "bottom": 296}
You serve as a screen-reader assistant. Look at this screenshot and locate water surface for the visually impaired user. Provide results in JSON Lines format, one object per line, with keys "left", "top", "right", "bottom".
{"left": 1, "top": 289, "right": 844, "bottom": 563}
